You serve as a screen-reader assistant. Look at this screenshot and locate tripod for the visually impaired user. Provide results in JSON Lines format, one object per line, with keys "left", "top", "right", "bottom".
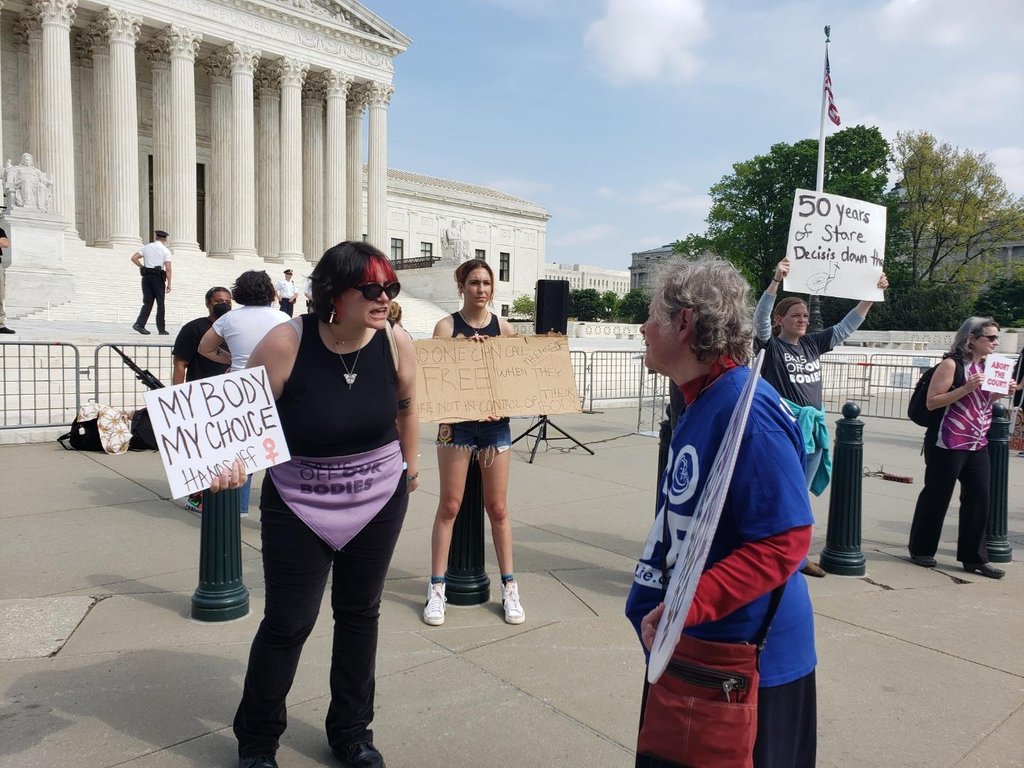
{"left": 511, "top": 414, "right": 594, "bottom": 464}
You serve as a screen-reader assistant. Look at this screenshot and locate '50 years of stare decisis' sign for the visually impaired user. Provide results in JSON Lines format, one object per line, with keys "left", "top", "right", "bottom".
{"left": 784, "top": 189, "right": 887, "bottom": 302}
{"left": 143, "top": 367, "right": 290, "bottom": 499}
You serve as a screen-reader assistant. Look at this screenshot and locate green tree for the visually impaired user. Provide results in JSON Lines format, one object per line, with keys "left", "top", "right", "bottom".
{"left": 892, "top": 130, "right": 1024, "bottom": 284}
{"left": 617, "top": 288, "right": 651, "bottom": 324}
{"left": 568, "top": 288, "right": 603, "bottom": 321}
{"left": 600, "top": 291, "right": 620, "bottom": 319}
{"left": 510, "top": 295, "right": 535, "bottom": 320}
{"left": 974, "top": 269, "right": 1024, "bottom": 327}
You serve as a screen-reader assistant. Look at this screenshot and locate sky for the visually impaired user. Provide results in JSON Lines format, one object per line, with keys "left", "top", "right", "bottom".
{"left": 364, "top": 0, "right": 1024, "bottom": 272}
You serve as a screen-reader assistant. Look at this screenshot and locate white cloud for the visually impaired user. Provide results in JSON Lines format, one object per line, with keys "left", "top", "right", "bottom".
{"left": 550, "top": 223, "right": 617, "bottom": 247}
{"left": 614, "top": 179, "right": 711, "bottom": 216}
{"left": 595, "top": 186, "right": 616, "bottom": 198}
{"left": 584, "top": 0, "right": 708, "bottom": 85}
{"left": 990, "top": 146, "right": 1024, "bottom": 197}
{"left": 877, "top": 0, "right": 1022, "bottom": 46}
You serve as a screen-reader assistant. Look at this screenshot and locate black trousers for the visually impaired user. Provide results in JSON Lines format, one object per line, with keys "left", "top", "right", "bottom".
{"left": 234, "top": 480, "right": 408, "bottom": 758}
{"left": 279, "top": 298, "right": 295, "bottom": 317}
{"left": 635, "top": 670, "right": 817, "bottom": 768}
{"left": 135, "top": 273, "right": 166, "bottom": 331}
{"left": 908, "top": 442, "right": 989, "bottom": 564}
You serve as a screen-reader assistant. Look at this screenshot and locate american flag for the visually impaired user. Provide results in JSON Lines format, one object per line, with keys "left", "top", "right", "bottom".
{"left": 824, "top": 51, "right": 841, "bottom": 126}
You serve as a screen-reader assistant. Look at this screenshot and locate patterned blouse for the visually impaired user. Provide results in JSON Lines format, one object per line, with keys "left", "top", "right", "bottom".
{"left": 938, "top": 361, "right": 990, "bottom": 451}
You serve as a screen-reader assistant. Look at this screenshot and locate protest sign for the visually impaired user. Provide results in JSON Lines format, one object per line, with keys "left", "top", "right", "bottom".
{"left": 783, "top": 189, "right": 887, "bottom": 301}
{"left": 982, "top": 354, "right": 1013, "bottom": 394}
{"left": 143, "top": 366, "right": 290, "bottom": 499}
{"left": 648, "top": 352, "right": 764, "bottom": 684}
{"left": 1011, "top": 407, "right": 1024, "bottom": 452}
{"left": 414, "top": 335, "right": 580, "bottom": 422}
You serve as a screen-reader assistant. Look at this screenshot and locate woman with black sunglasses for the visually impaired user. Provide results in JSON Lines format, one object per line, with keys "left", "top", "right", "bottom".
{"left": 219, "top": 241, "right": 419, "bottom": 768}
{"left": 908, "top": 317, "right": 1017, "bottom": 578}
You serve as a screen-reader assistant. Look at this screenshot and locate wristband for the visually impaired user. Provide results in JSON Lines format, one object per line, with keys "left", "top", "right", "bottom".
{"left": 771, "top": 278, "right": 782, "bottom": 283}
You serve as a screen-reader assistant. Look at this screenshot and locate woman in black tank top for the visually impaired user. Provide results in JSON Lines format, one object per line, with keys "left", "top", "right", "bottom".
{"left": 213, "top": 242, "right": 420, "bottom": 768}
{"left": 422, "top": 259, "right": 526, "bottom": 628}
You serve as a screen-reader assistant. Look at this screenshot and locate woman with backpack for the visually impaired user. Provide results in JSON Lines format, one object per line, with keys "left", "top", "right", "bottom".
{"left": 907, "top": 317, "right": 1017, "bottom": 578}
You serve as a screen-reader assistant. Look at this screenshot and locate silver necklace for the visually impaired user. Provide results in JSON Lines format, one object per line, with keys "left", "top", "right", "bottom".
{"left": 332, "top": 337, "right": 363, "bottom": 389}
{"left": 458, "top": 310, "right": 489, "bottom": 336}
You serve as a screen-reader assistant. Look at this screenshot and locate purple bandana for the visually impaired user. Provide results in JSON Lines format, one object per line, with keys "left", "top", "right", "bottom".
{"left": 268, "top": 441, "right": 404, "bottom": 550}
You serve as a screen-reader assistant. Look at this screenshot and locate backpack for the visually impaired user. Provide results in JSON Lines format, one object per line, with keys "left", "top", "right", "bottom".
{"left": 57, "top": 403, "right": 132, "bottom": 454}
{"left": 58, "top": 405, "right": 103, "bottom": 451}
{"left": 907, "top": 357, "right": 965, "bottom": 428}
{"left": 128, "top": 408, "right": 159, "bottom": 451}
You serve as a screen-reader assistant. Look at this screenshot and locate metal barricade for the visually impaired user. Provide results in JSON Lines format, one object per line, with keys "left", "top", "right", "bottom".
{"left": 637, "top": 368, "right": 670, "bottom": 435}
{"left": 588, "top": 350, "right": 646, "bottom": 411}
{"left": 93, "top": 343, "right": 175, "bottom": 412}
{"left": 569, "top": 350, "right": 589, "bottom": 411}
{"left": 0, "top": 341, "right": 82, "bottom": 429}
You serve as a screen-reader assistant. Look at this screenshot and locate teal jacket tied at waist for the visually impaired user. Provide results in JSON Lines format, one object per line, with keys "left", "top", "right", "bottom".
{"left": 782, "top": 397, "right": 831, "bottom": 496}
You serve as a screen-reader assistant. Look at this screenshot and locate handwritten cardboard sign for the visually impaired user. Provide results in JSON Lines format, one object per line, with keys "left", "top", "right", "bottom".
{"left": 648, "top": 352, "right": 764, "bottom": 684}
{"left": 1011, "top": 407, "right": 1024, "bottom": 452}
{"left": 983, "top": 354, "right": 1014, "bottom": 394}
{"left": 143, "top": 366, "right": 290, "bottom": 498}
{"left": 414, "top": 336, "right": 581, "bottom": 422}
{"left": 784, "top": 189, "right": 887, "bottom": 301}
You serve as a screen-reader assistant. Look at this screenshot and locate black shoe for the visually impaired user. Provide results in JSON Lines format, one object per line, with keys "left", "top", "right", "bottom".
{"left": 910, "top": 555, "right": 937, "bottom": 568}
{"left": 158, "top": 330, "right": 170, "bottom": 335}
{"left": 0, "top": 326, "right": 14, "bottom": 334}
{"left": 132, "top": 323, "right": 150, "bottom": 335}
{"left": 333, "top": 741, "right": 385, "bottom": 768}
{"left": 962, "top": 562, "right": 1005, "bottom": 579}
{"left": 239, "top": 756, "right": 278, "bottom": 768}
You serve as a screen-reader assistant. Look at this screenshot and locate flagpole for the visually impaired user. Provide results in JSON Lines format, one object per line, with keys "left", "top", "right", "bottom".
{"left": 810, "top": 25, "right": 832, "bottom": 330}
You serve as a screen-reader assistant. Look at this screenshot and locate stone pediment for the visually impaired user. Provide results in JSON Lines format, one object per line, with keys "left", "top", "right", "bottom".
{"left": 267, "top": 0, "right": 411, "bottom": 46}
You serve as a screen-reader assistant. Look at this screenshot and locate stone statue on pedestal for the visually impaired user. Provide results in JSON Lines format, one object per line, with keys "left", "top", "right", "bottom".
{"left": 440, "top": 218, "right": 471, "bottom": 262}
{"left": 4, "top": 153, "right": 54, "bottom": 214}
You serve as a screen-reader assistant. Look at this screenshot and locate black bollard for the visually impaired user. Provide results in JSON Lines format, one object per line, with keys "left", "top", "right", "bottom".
{"left": 445, "top": 454, "right": 491, "bottom": 605}
{"left": 191, "top": 487, "right": 250, "bottom": 622}
{"left": 986, "top": 403, "right": 1012, "bottom": 563}
{"left": 820, "top": 403, "right": 866, "bottom": 576}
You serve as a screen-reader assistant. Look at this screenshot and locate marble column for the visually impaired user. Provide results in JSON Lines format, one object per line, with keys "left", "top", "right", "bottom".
{"left": 14, "top": 10, "right": 44, "bottom": 169}
{"left": 365, "top": 82, "right": 393, "bottom": 252}
{"left": 98, "top": 6, "right": 142, "bottom": 245}
{"left": 73, "top": 31, "right": 96, "bottom": 243}
{"left": 143, "top": 39, "right": 171, "bottom": 241}
{"left": 0, "top": 2, "right": 5, "bottom": 161}
{"left": 38, "top": 0, "right": 79, "bottom": 233}
{"left": 255, "top": 62, "right": 281, "bottom": 261}
{"left": 166, "top": 26, "right": 202, "bottom": 253}
{"left": 323, "top": 70, "right": 351, "bottom": 248}
{"left": 202, "top": 53, "right": 232, "bottom": 259}
{"left": 227, "top": 43, "right": 260, "bottom": 259}
{"left": 85, "top": 23, "right": 111, "bottom": 246}
{"left": 345, "top": 84, "right": 368, "bottom": 241}
{"left": 302, "top": 75, "right": 324, "bottom": 262}
{"left": 278, "top": 58, "right": 307, "bottom": 261}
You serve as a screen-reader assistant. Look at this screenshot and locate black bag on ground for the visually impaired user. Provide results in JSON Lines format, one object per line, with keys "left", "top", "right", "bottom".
{"left": 57, "top": 406, "right": 103, "bottom": 451}
{"left": 907, "top": 356, "right": 965, "bottom": 428}
{"left": 128, "top": 408, "right": 159, "bottom": 451}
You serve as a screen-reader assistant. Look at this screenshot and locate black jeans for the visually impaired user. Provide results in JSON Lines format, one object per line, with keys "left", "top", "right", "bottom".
{"left": 234, "top": 479, "right": 408, "bottom": 758}
{"left": 280, "top": 299, "right": 294, "bottom": 317}
{"left": 908, "top": 441, "right": 990, "bottom": 564}
{"left": 135, "top": 273, "right": 166, "bottom": 331}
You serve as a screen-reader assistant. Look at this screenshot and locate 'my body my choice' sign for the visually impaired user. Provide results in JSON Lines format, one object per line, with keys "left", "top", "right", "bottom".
{"left": 784, "top": 189, "right": 887, "bottom": 302}
{"left": 143, "top": 367, "right": 290, "bottom": 499}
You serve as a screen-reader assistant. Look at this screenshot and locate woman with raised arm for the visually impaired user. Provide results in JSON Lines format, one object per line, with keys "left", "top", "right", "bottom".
{"left": 422, "top": 258, "right": 524, "bottom": 627}
{"left": 754, "top": 257, "right": 887, "bottom": 577}
{"left": 215, "top": 242, "right": 419, "bottom": 768}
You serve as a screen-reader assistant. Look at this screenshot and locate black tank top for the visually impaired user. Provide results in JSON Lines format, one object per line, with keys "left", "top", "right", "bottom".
{"left": 452, "top": 311, "right": 500, "bottom": 338}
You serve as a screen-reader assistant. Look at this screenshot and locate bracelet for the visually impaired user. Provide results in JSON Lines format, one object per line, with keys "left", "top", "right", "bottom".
{"left": 407, "top": 472, "right": 419, "bottom": 481}
{"left": 771, "top": 278, "right": 782, "bottom": 283}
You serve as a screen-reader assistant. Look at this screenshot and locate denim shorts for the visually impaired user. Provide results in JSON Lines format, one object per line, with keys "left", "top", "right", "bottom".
{"left": 436, "top": 419, "right": 511, "bottom": 451}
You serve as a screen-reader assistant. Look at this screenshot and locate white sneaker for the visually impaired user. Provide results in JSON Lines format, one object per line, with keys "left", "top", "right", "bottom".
{"left": 422, "top": 581, "right": 446, "bottom": 626}
{"left": 501, "top": 580, "right": 525, "bottom": 625}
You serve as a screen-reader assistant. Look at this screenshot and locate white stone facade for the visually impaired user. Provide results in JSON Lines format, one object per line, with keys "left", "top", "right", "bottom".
{"left": 543, "top": 262, "right": 630, "bottom": 296}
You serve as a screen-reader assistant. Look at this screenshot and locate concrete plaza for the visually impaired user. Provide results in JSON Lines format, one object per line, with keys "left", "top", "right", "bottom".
{"left": 1, "top": 406, "right": 1022, "bottom": 768}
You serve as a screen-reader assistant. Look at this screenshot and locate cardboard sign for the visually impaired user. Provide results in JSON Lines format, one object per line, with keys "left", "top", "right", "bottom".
{"left": 982, "top": 354, "right": 1013, "bottom": 394}
{"left": 648, "top": 352, "right": 764, "bottom": 684}
{"left": 784, "top": 189, "right": 887, "bottom": 301}
{"left": 1010, "top": 407, "right": 1024, "bottom": 452}
{"left": 414, "top": 336, "right": 581, "bottom": 422}
{"left": 143, "top": 367, "right": 290, "bottom": 498}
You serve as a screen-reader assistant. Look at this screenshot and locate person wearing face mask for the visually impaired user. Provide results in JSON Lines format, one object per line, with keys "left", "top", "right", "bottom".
{"left": 171, "top": 285, "right": 233, "bottom": 385}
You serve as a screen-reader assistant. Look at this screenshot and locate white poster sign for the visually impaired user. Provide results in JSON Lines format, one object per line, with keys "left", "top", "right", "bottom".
{"left": 648, "top": 352, "right": 765, "bottom": 684}
{"left": 143, "top": 367, "right": 290, "bottom": 499}
{"left": 983, "top": 354, "right": 1014, "bottom": 394}
{"left": 783, "top": 189, "right": 887, "bottom": 301}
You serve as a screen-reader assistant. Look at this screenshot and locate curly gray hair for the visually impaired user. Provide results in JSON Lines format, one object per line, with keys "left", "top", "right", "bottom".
{"left": 650, "top": 256, "right": 753, "bottom": 365}
{"left": 949, "top": 316, "right": 998, "bottom": 361}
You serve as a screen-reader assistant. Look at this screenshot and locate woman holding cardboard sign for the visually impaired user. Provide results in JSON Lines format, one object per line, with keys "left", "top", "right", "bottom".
{"left": 755, "top": 257, "right": 887, "bottom": 577}
{"left": 907, "top": 317, "right": 1016, "bottom": 578}
{"left": 627, "top": 256, "right": 816, "bottom": 768}
{"left": 422, "top": 258, "right": 524, "bottom": 627}
{"left": 214, "top": 241, "right": 419, "bottom": 768}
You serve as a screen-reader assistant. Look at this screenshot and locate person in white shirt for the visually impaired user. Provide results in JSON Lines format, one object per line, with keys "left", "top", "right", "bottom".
{"left": 275, "top": 269, "right": 298, "bottom": 317}
{"left": 130, "top": 229, "right": 173, "bottom": 335}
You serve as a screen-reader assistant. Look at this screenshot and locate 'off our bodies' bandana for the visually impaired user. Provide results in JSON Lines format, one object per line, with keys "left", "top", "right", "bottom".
{"left": 268, "top": 440, "right": 404, "bottom": 549}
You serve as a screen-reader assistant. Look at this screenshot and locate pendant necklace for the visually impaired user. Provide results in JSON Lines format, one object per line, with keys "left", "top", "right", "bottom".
{"left": 331, "top": 334, "right": 363, "bottom": 389}
{"left": 458, "top": 310, "right": 489, "bottom": 336}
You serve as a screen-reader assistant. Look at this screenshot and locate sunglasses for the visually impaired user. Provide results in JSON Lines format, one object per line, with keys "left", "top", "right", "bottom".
{"left": 353, "top": 281, "right": 401, "bottom": 301}
{"left": 975, "top": 334, "right": 998, "bottom": 342}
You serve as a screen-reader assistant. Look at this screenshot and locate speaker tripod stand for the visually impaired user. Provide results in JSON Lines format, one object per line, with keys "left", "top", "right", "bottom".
{"left": 511, "top": 415, "right": 594, "bottom": 464}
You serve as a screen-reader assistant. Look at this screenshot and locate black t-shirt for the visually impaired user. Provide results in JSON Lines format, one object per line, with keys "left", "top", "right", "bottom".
{"left": 172, "top": 316, "right": 229, "bottom": 382}
{"left": 756, "top": 329, "right": 835, "bottom": 408}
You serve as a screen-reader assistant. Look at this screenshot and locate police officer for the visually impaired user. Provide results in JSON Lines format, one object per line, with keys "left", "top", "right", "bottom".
{"left": 131, "top": 229, "right": 173, "bottom": 335}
